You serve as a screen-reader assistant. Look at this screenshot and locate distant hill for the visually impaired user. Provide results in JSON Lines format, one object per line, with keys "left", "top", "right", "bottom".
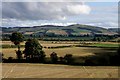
{"left": 108, "top": 28, "right": 119, "bottom": 33}
{"left": 1, "top": 24, "right": 118, "bottom": 36}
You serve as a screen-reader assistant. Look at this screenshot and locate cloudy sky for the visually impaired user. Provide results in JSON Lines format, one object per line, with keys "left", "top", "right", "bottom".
{"left": 2, "top": 2, "right": 118, "bottom": 28}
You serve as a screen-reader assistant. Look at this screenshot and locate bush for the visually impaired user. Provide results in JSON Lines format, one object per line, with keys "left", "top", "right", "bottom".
{"left": 64, "top": 54, "right": 74, "bottom": 64}
{"left": 50, "top": 52, "right": 58, "bottom": 63}
{"left": 59, "top": 57, "right": 64, "bottom": 63}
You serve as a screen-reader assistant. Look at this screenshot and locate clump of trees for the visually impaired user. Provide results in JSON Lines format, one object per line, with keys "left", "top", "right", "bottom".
{"left": 9, "top": 32, "right": 46, "bottom": 63}
{"left": 24, "top": 38, "right": 46, "bottom": 63}
{"left": 49, "top": 53, "right": 74, "bottom": 64}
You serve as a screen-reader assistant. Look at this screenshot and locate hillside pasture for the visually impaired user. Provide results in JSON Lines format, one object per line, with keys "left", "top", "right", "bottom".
{"left": 46, "top": 30, "right": 68, "bottom": 35}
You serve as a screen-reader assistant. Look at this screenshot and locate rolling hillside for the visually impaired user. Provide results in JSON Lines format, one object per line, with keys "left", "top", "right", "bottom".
{"left": 1, "top": 24, "right": 118, "bottom": 36}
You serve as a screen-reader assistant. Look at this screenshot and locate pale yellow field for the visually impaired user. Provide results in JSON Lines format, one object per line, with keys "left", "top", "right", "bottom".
{"left": 2, "top": 63, "right": 118, "bottom": 78}
{"left": 1, "top": 41, "right": 118, "bottom": 47}
{"left": 1, "top": 41, "right": 81, "bottom": 47}
{"left": 2, "top": 47, "right": 102, "bottom": 58}
{"left": 2, "top": 41, "right": 115, "bottom": 58}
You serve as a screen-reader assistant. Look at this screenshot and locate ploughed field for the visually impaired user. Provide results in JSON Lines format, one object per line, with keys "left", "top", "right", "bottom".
{"left": 2, "top": 63, "right": 119, "bottom": 78}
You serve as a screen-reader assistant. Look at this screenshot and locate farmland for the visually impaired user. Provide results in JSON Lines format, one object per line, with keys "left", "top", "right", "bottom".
{"left": 1, "top": 41, "right": 119, "bottom": 58}
{"left": 2, "top": 63, "right": 119, "bottom": 78}
{"left": 1, "top": 2, "right": 120, "bottom": 78}
{"left": 2, "top": 47, "right": 101, "bottom": 58}
{"left": 1, "top": 40, "right": 119, "bottom": 78}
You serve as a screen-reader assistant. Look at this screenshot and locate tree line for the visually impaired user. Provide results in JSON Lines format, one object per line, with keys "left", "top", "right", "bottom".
{"left": 2, "top": 32, "right": 120, "bottom": 42}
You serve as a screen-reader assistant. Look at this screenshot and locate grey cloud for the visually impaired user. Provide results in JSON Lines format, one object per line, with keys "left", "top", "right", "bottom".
{"left": 2, "top": 2, "right": 91, "bottom": 20}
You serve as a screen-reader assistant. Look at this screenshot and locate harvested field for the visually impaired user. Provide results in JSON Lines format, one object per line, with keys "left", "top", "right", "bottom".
{"left": 2, "top": 40, "right": 118, "bottom": 59}
{"left": 2, "top": 63, "right": 118, "bottom": 78}
{"left": 2, "top": 47, "right": 109, "bottom": 58}
{"left": 1, "top": 41, "right": 80, "bottom": 47}
{"left": 1, "top": 41, "right": 118, "bottom": 45}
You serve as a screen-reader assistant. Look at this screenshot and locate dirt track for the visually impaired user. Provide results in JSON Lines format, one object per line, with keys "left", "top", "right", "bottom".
{"left": 2, "top": 63, "right": 118, "bottom": 78}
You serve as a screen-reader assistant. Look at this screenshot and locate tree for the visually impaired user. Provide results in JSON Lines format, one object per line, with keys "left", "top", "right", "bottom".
{"left": 10, "top": 32, "right": 24, "bottom": 59}
{"left": 64, "top": 54, "right": 73, "bottom": 64}
{"left": 117, "top": 39, "right": 120, "bottom": 43}
{"left": 50, "top": 52, "right": 58, "bottom": 63}
{"left": 10, "top": 32, "right": 24, "bottom": 51}
{"left": 24, "top": 38, "right": 46, "bottom": 62}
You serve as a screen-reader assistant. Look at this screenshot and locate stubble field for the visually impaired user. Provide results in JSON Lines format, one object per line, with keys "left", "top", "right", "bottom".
{"left": 2, "top": 63, "right": 119, "bottom": 78}
{"left": 1, "top": 41, "right": 118, "bottom": 58}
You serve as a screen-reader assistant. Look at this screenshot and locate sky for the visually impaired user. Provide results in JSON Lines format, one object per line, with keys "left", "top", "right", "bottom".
{"left": 1, "top": 1, "right": 118, "bottom": 28}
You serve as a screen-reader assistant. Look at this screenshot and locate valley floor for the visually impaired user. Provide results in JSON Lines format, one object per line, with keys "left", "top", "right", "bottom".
{"left": 2, "top": 63, "right": 119, "bottom": 78}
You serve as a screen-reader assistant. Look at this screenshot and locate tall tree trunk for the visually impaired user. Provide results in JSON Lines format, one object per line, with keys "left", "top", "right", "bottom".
{"left": 17, "top": 44, "right": 22, "bottom": 60}
{"left": 18, "top": 44, "right": 20, "bottom": 51}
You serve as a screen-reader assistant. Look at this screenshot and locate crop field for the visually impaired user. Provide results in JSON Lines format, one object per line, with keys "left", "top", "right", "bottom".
{"left": 2, "top": 41, "right": 118, "bottom": 58}
{"left": 1, "top": 41, "right": 82, "bottom": 47}
{"left": 1, "top": 41, "right": 118, "bottom": 45}
{"left": 2, "top": 63, "right": 119, "bottom": 78}
{"left": 2, "top": 47, "right": 106, "bottom": 58}
{"left": 90, "top": 43, "right": 119, "bottom": 48}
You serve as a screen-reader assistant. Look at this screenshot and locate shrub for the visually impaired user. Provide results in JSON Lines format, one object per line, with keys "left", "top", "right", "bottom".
{"left": 64, "top": 54, "right": 73, "bottom": 64}
{"left": 59, "top": 57, "right": 64, "bottom": 63}
{"left": 50, "top": 52, "right": 58, "bottom": 63}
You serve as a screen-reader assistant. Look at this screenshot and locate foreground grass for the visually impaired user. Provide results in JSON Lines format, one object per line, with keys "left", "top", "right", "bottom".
{"left": 2, "top": 63, "right": 119, "bottom": 78}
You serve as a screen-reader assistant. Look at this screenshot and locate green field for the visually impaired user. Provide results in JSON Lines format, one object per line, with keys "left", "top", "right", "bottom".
{"left": 89, "top": 43, "right": 119, "bottom": 48}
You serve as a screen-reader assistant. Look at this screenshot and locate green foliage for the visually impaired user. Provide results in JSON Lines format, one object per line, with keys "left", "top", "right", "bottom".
{"left": 117, "top": 39, "right": 120, "bottom": 42}
{"left": 50, "top": 52, "right": 58, "bottom": 63}
{"left": 24, "top": 38, "right": 46, "bottom": 62}
{"left": 9, "top": 32, "right": 24, "bottom": 59}
{"left": 64, "top": 54, "right": 73, "bottom": 64}
{"left": 10, "top": 32, "right": 24, "bottom": 45}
